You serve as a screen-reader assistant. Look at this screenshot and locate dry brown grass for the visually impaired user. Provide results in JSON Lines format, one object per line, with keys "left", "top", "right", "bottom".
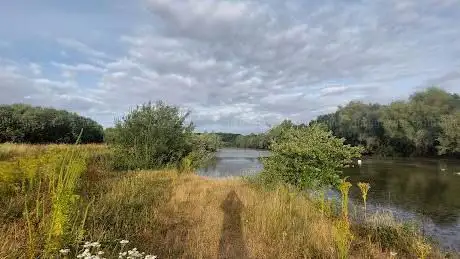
{"left": 86, "top": 170, "right": 384, "bottom": 259}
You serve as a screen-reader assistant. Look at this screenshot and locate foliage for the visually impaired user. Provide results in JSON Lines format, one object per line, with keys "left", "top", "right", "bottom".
{"left": 103, "top": 127, "right": 117, "bottom": 144}
{"left": 312, "top": 87, "right": 460, "bottom": 157}
{"left": 214, "top": 132, "right": 270, "bottom": 149}
{"left": 234, "top": 133, "right": 270, "bottom": 149}
{"left": 0, "top": 104, "right": 103, "bottom": 144}
{"left": 437, "top": 111, "right": 460, "bottom": 155}
{"left": 215, "top": 120, "right": 295, "bottom": 150}
{"left": 178, "top": 132, "right": 223, "bottom": 173}
{"left": 214, "top": 132, "right": 241, "bottom": 147}
{"left": 261, "top": 123, "right": 363, "bottom": 189}
{"left": 194, "top": 132, "right": 222, "bottom": 153}
{"left": 110, "top": 101, "right": 218, "bottom": 170}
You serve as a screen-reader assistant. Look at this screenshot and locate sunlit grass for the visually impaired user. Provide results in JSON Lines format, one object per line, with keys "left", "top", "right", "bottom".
{"left": 0, "top": 144, "right": 104, "bottom": 258}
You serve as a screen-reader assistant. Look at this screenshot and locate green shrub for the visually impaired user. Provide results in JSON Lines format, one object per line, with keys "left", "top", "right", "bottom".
{"left": 261, "top": 123, "right": 363, "bottom": 189}
{"left": 110, "top": 101, "right": 217, "bottom": 171}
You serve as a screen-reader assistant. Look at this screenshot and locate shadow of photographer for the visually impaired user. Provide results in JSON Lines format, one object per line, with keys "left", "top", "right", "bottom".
{"left": 218, "top": 190, "right": 249, "bottom": 259}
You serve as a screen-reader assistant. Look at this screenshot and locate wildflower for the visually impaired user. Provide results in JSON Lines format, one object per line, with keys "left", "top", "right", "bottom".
{"left": 98, "top": 251, "right": 105, "bottom": 255}
{"left": 59, "top": 248, "right": 70, "bottom": 255}
{"left": 120, "top": 239, "right": 129, "bottom": 245}
{"left": 145, "top": 255, "right": 157, "bottom": 259}
{"left": 390, "top": 251, "right": 397, "bottom": 257}
{"left": 91, "top": 241, "right": 101, "bottom": 248}
{"left": 83, "top": 241, "right": 92, "bottom": 248}
{"left": 127, "top": 248, "right": 143, "bottom": 257}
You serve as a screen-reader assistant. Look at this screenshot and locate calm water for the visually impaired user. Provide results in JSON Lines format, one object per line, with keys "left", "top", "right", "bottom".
{"left": 198, "top": 148, "right": 460, "bottom": 252}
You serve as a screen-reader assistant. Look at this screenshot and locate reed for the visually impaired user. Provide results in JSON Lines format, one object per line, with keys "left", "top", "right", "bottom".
{"left": 357, "top": 182, "right": 370, "bottom": 219}
{"left": 338, "top": 177, "right": 352, "bottom": 221}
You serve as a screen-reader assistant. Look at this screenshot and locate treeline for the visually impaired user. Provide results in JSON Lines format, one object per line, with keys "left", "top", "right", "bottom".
{"left": 216, "top": 87, "right": 460, "bottom": 157}
{"left": 311, "top": 87, "right": 460, "bottom": 157}
{"left": 214, "top": 132, "right": 269, "bottom": 149}
{"left": 0, "top": 104, "right": 104, "bottom": 144}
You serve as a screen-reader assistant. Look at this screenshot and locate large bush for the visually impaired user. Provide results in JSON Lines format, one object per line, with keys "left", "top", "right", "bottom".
{"left": 261, "top": 123, "right": 363, "bottom": 189}
{"left": 0, "top": 104, "right": 103, "bottom": 144}
{"left": 111, "top": 101, "right": 196, "bottom": 170}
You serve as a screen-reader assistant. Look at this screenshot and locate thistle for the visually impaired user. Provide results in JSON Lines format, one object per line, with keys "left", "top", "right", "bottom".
{"left": 338, "top": 178, "right": 352, "bottom": 221}
{"left": 357, "top": 182, "right": 370, "bottom": 219}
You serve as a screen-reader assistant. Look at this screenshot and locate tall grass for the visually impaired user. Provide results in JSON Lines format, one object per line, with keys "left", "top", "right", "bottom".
{"left": 0, "top": 144, "right": 98, "bottom": 258}
{"left": 0, "top": 144, "right": 449, "bottom": 258}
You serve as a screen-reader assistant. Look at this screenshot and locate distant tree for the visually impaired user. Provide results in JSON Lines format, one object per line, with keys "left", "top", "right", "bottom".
{"left": 214, "top": 132, "right": 241, "bottom": 147}
{"left": 311, "top": 87, "right": 460, "bottom": 157}
{"left": 0, "top": 104, "right": 103, "bottom": 144}
{"left": 437, "top": 112, "right": 460, "bottom": 156}
{"left": 194, "top": 132, "right": 223, "bottom": 152}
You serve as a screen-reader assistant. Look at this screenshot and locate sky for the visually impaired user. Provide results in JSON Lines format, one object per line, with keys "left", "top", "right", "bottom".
{"left": 1, "top": 0, "right": 460, "bottom": 133}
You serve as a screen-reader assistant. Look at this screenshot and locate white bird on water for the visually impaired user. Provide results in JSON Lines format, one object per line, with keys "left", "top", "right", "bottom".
{"left": 357, "top": 159, "right": 362, "bottom": 166}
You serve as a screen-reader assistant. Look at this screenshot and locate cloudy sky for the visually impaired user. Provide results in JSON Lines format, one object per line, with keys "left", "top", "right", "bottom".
{"left": 1, "top": 0, "right": 459, "bottom": 133}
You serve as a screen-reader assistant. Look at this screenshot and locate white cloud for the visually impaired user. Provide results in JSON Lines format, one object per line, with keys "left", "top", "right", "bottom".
{"left": 29, "top": 63, "right": 42, "bottom": 76}
{"left": 57, "top": 38, "right": 108, "bottom": 58}
{"left": 52, "top": 62, "right": 106, "bottom": 73}
{"left": 1, "top": 0, "right": 459, "bottom": 132}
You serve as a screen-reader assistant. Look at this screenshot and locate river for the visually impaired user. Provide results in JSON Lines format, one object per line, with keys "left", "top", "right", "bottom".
{"left": 197, "top": 148, "right": 460, "bottom": 252}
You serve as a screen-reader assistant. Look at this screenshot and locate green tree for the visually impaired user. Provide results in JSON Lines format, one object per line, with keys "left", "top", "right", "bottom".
{"left": 194, "top": 132, "right": 223, "bottom": 152}
{"left": 437, "top": 112, "right": 460, "bottom": 155}
{"left": 311, "top": 87, "right": 460, "bottom": 157}
{"left": 0, "top": 104, "right": 103, "bottom": 144}
{"left": 103, "top": 127, "right": 117, "bottom": 144}
{"left": 111, "top": 101, "right": 195, "bottom": 170}
{"left": 261, "top": 123, "right": 363, "bottom": 189}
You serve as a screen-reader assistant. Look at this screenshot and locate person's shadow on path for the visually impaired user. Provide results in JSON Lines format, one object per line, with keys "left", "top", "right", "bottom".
{"left": 218, "top": 190, "right": 249, "bottom": 259}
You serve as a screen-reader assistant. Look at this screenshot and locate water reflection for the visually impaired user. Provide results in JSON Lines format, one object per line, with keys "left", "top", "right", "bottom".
{"left": 198, "top": 148, "right": 268, "bottom": 178}
{"left": 345, "top": 159, "right": 460, "bottom": 226}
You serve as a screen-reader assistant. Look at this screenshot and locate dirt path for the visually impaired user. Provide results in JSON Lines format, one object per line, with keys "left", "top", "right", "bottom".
{"left": 168, "top": 175, "right": 252, "bottom": 258}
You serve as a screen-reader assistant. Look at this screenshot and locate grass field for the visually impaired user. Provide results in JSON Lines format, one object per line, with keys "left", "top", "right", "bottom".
{"left": 0, "top": 144, "right": 450, "bottom": 258}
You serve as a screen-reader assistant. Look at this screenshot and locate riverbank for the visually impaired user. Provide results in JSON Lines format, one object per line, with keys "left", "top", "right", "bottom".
{"left": 0, "top": 144, "right": 453, "bottom": 258}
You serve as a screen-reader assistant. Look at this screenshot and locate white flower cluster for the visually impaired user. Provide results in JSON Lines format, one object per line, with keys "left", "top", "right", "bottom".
{"left": 70, "top": 242, "right": 104, "bottom": 259}
{"left": 59, "top": 240, "right": 157, "bottom": 259}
